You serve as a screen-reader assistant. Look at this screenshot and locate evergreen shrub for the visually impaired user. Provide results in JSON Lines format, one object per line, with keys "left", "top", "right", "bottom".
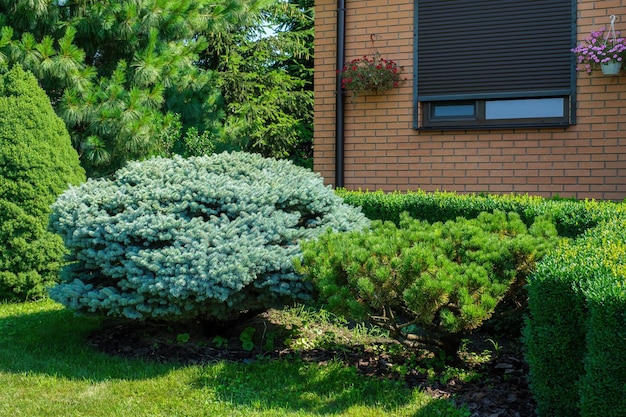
{"left": 336, "top": 189, "right": 625, "bottom": 238}
{"left": 524, "top": 219, "right": 626, "bottom": 417}
{"left": 580, "top": 271, "right": 626, "bottom": 417}
{"left": 522, "top": 245, "right": 587, "bottom": 417}
{"left": 0, "top": 66, "right": 85, "bottom": 301}
{"left": 49, "top": 152, "right": 369, "bottom": 322}
{"left": 336, "top": 188, "right": 626, "bottom": 410}
{"left": 297, "top": 211, "right": 560, "bottom": 358}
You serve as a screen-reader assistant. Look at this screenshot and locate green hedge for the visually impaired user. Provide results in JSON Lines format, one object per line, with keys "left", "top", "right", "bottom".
{"left": 522, "top": 241, "right": 589, "bottom": 417}
{"left": 336, "top": 189, "right": 625, "bottom": 417}
{"left": 581, "top": 271, "right": 626, "bottom": 417}
{"left": 524, "top": 220, "right": 626, "bottom": 417}
{"left": 336, "top": 189, "right": 624, "bottom": 238}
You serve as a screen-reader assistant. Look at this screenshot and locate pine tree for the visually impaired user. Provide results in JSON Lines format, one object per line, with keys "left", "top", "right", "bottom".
{"left": 199, "top": 0, "right": 314, "bottom": 167}
{"left": 0, "top": 0, "right": 267, "bottom": 176}
{"left": 0, "top": 0, "right": 314, "bottom": 174}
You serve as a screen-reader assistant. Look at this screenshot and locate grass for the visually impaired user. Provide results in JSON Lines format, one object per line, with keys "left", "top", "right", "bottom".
{"left": 0, "top": 299, "right": 468, "bottom": 417}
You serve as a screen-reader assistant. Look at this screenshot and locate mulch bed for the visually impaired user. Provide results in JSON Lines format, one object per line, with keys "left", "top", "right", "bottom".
{"left": 87, "top": 315, "right": 537, "bottom": 417}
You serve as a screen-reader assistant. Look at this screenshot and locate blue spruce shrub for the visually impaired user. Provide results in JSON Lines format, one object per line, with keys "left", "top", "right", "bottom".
{"left": 49, "top": 152, "right": 369, "bottom": 321}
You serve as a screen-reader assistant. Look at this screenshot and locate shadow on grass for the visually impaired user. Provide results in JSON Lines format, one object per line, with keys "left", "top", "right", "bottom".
{"left": 194, "top": 357, "right": 464, "bottom": 416}
{"left": 0, "top": 301, "right": 466, "bottom": 415}
{"left": 0, "top": 300, "right": 177, "bottom": 381}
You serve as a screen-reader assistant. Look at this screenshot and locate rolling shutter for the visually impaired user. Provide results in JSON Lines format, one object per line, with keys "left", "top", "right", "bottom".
{"left": 416, "top": 0, "right": 575, "bottom": 101}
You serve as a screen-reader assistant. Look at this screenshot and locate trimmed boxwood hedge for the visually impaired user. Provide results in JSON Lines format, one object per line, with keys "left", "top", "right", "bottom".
{"left": 524, "top": 219, "right": 626, "bottom": 417}
{"left": 336, "top": 189, "right": 624, "bottom": 238}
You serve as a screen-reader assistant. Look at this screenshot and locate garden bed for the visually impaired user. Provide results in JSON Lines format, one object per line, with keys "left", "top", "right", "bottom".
{"left": 88, "top": 308, "right": 536, "bottom": 417}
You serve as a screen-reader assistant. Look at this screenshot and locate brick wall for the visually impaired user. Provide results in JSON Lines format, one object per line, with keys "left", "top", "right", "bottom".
{"left": 314, "top": 0, "right": 626, "bottom": 201}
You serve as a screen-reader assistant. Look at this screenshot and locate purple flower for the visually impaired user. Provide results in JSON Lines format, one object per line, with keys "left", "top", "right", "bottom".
{"left": 573, "top": 26, "right": 626, "bottom": 74}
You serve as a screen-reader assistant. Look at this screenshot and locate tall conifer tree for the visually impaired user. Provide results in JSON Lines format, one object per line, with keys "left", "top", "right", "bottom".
{"left": 0, "top": 0, "right": 260, "bottom": 175}
{"left": 0, "top": 65, "right": 85, "bottom": 300}
{"left": 0, "top": 0, "right": 313, "bottom": 174}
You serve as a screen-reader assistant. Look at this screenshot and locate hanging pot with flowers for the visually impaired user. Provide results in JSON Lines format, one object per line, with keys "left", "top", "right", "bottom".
{"left": 572, "top": 15, "right": 626, "bottom": 76}
{"left": 340, "top": 52, "right": 404, "bottom": 99}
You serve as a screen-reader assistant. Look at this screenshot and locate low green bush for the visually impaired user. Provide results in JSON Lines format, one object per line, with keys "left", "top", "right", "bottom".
{"left": 0, "top": 66, "right": 85, "bottom": 301}
{"left": 297, "top": 211, "right": 560, "bottom": 359}
{"left": 336, "top": 189, "right": 624, "bottom": 238}
{"left": 524, "top": 219, "right": 626, "bottom": 417}
{"left": 522, "top": 244, "right": 588, "bottom": 417}
{"left": 580, "top": 271, "right": 626, "bottom": 417}
{"left": 49, "top": 152, "right": 369, "bottom": 322}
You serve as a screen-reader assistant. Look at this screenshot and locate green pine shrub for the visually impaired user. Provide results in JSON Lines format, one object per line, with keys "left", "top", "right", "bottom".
{"left": 0, "top": 66, "right": 85, "bottom": 301}
{"left": 49, "top": 152, "right": 369, "bottom": 322}
{"left": 296, "top": 211, "right": 560, "bottom": 359}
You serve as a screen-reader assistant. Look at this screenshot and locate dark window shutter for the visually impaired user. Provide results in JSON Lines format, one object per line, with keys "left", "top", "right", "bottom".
{"left": 417, "top": 0, "right": 574, "bottom": 101}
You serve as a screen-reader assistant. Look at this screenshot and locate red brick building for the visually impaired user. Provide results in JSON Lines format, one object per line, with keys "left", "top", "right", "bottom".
{"left": 314, "top": 0, "right": 626, "bottom": 200}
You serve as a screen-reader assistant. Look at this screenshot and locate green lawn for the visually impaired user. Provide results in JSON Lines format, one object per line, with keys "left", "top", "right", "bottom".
{"left": 0, "top": 300, "right": 466, "bottom": 417}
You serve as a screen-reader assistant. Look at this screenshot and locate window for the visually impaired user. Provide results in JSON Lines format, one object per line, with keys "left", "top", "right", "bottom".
{"left": 414, "top": 0, "right": 576, "bottom": 130}
{"left": 425, "top": 97, "right": 569, "bottom": 128}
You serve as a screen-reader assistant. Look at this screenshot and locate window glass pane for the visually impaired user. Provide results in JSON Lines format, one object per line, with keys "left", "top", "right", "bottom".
{"left": 433, "top": 104, "right": 475, "bottom": 118}
{"left": 485, "top": 98, "right": 564, "bottom": 119}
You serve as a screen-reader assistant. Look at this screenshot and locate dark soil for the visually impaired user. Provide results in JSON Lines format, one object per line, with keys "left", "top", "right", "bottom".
{"left": 87, "top": 312, "right": 537, "bottom": 417}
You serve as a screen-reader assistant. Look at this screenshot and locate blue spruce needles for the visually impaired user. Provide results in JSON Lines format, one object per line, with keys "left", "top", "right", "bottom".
{"left": 49, "top": 152, "right": 369, "bottom": 321}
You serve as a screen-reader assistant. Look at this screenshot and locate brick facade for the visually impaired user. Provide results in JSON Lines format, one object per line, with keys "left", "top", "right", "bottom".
{"left": 314, "top": 0, "right": 626, "bottom": 200}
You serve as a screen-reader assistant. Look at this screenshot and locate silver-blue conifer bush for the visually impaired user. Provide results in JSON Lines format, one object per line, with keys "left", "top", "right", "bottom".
{"left": 49, "top": 152, "right": 369, "bottom": 322}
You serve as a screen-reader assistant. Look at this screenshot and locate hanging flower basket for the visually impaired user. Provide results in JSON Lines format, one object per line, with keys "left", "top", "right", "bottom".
{"left": 572, "top": 16, "right": 626, "bottom": 76}
{"left": 340, "top": 53, "right": 404, "bottom": 99}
